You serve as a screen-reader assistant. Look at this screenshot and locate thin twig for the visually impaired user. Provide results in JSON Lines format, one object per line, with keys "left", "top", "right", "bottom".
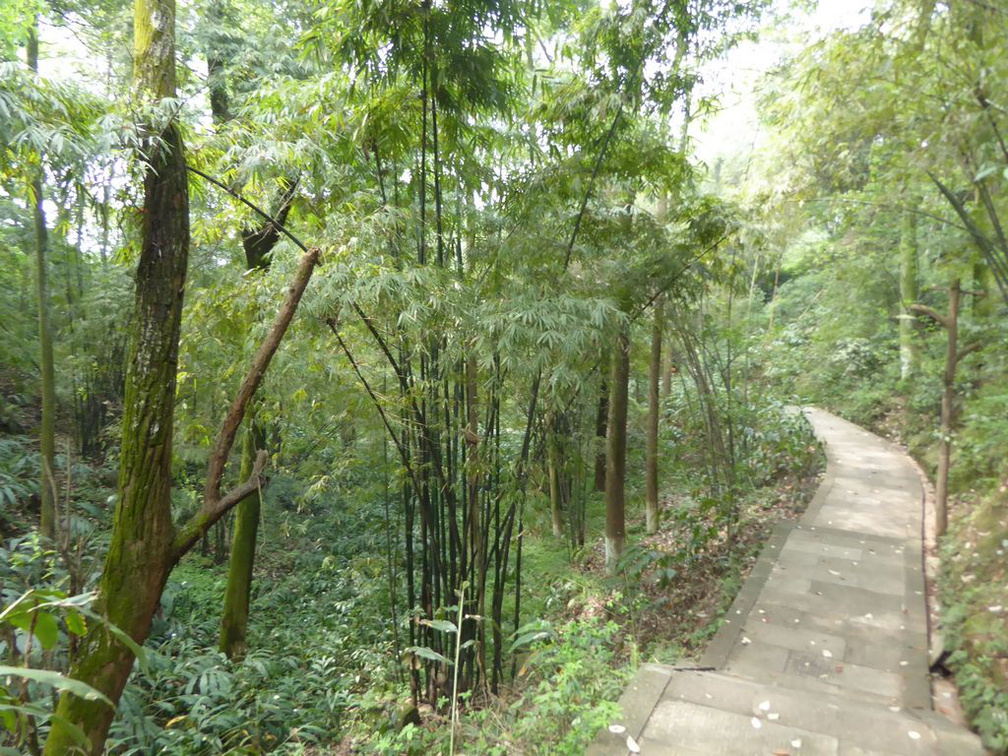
{"left": 187, "top": 165, "right": 309, "bottom": 252}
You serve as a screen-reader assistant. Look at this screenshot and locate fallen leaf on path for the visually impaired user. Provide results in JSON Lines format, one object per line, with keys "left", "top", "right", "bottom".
{"left": 608, "top": 724, "right": 625, "bottom": 734}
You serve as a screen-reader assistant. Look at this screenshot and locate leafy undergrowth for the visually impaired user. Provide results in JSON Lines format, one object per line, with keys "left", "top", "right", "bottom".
{"left": 0, "top": 409, "right": 824, "bottom": 755}
{"left": 940, "top": 486, "right": 1008, "bottom": 755}
{"left": 424, "top": 449, "right": 826, "bottom": 754}
{"left": 612, "top": 476, "right": 820, "bottom": 662}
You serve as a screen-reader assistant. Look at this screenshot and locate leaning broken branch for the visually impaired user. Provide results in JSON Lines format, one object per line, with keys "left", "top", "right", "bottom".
{"left": 173, "top": 450, "right": 268, "bottom": 564}
{"left": 173, "top": 245, "right": 321, "bottom": 561}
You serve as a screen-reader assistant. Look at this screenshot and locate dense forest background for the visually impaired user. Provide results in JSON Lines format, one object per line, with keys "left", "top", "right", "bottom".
{"left": 0, "top": 0, "right": 1005, "bottom": 753}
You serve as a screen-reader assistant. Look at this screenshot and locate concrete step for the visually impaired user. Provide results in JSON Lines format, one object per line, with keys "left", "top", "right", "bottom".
{"left": 655, "top": 669, "right": 962, "bottom": 754}
{"left": 588, "top": 666, "right": 985, "bottom": 755}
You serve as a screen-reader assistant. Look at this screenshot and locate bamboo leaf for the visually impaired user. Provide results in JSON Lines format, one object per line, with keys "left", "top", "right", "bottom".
{"left": 0, "top": 666, "right": 113, "bottom": 708}
{"left": 403, "top": 646, "right": 451, "bottom": 665}
{"left": 421, "top": 619, "right": 458, "bottom": 634}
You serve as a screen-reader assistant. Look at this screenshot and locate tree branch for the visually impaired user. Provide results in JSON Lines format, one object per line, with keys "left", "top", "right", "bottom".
{"left": 351, "top": 301, "right": 407, "bottom": 387}
{"left": 172, "top": 450, "right": 268, "bottom": 562}
{"left": 204, "top": 246, "right": 321, "bottom": 506}
{"left": 908, "top": 302, "right": 948, "bottom": 329}
{"left": 955, "top": 341, "right": 983, "bottom": 365}
{"left": 187, "top": 165, "right": 309, "bottom": 253}
{"left": 242, "top": 176, "right": 300, "bottom": 269}
{"left": 171, "top": 246, "right": 320, "bottom": 561}
{"left": 927, "top": 171, "right": 1008, "bottom": 303}
{"left": 326, "top": 317, "right": 422, "bottom": 493}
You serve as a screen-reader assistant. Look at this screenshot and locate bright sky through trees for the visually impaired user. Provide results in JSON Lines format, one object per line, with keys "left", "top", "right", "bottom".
{"left": 694, "top": 0, "right": 873, "bottom": 164}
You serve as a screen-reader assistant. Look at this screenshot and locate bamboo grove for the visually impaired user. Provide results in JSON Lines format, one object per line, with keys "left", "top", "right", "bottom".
{"left": 281, "top": 0, "right": 759, "bottom": 703}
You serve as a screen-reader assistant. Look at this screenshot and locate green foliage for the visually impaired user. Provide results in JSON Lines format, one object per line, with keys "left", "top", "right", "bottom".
{"left": 0, "top": 587, "right": 109, "bottom": 752}
{"left": 743, "top": 4, "right": 1008, "bottom": 746}
{"left": 506, "top": 619, "right": 629, "bottom": 755}
{"left": 939, "top": 494, "right": 1008, "bottom": 754}
{"left": 0, "top": 437, "right": 38, "bottom": 521}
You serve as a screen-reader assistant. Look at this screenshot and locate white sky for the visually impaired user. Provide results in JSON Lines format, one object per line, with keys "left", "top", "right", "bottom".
{"left": 692, "top": 0, "right": 875, "bottom": 165}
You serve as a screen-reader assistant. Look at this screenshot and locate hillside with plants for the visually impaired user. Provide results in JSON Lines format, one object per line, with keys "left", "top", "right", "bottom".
{"left": 0, "top": 0, "right": 1004, "bottom": 754}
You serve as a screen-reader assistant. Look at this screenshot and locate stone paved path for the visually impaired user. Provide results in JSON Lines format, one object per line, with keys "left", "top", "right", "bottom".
{"left": 589, "top": 408, "right": 985, "bottom": 755}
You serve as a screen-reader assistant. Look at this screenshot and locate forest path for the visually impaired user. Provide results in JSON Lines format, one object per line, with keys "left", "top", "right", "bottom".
{"left": 589, "top": 407, "right": 985, "bottom": 755}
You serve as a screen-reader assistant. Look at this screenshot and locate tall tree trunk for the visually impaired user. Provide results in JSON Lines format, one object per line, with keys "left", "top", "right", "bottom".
{"left": 645, "top": 299, "right": 663, "bottom": 534}
{"left": 934, "top": 280, "right": 959, "bottom": 538}
{"left": 44, "top": 2, "right": 189, "bottom": 751}
{"left": 546, "top": 413, "right": 564, "bottom": 537}
{"left": 593, "top": 373, "right": 608, "bottom": 492}
{"left": 662, "top": 335, "right": 675, "bottom": 400}
{"left": 898, "top": 208, "right": 919, "bottom": 383}
{"left": 604, "top": 329, "right": 630, "bottom": 574}
{"left": 909, "top": 280, "right": 979, "bottom": 538}
{"left": 43, "top": 2, "right": 316, "bottom": 749}
{"left": 27, "top": 23, "right": 57, "bottom": 542}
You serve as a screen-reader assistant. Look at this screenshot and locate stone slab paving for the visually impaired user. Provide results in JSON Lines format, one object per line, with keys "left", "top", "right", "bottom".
{"left": 588, "top": 408, "right": 985, "bottom": 756}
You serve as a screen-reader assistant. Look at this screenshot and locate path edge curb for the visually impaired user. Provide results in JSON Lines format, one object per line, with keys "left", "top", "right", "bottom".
{"left": 586, "top": 408, "right": 835, "bottom": 755}
{"left": 702, "top": 407, "right": 836, "bottom": 669}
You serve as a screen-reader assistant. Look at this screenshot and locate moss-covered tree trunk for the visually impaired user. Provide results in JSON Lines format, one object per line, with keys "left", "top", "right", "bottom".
{"left": 41, "top": 2, "right": 319, "bottom": 749}
{"left": 604, "top": 328, "right": 630, "bottom": 574}
{"left": 219, "top": 419, "right": 264, "bottom": 658}
{"left": 646, "top": 298, "right": 663, "bottom": 534}
{"left": 43, "top": 2, "right": 188, "bottom": 751}
{"left": 27, "top": 23, "right": 56, "bottom": 542}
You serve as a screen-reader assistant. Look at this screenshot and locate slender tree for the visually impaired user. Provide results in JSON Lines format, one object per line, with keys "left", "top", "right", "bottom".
{"left": 26, "top": 20, "right": 56, "bottom": 542}
{"left": 909, "top": 280, "right": 981, "bottom": 536}
{"left": 898, "top": 208, "right": 920, "bottom": 382}
{"left": 604, "top": 327, "right": 630, "bottom": 574}
{"left": 645, "top": 297, "right": 663, "bottom": 533}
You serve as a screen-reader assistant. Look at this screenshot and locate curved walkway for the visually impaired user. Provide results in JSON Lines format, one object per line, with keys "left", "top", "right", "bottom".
{"left": 589, "top": 408, "right": 984, "bottom": 755}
